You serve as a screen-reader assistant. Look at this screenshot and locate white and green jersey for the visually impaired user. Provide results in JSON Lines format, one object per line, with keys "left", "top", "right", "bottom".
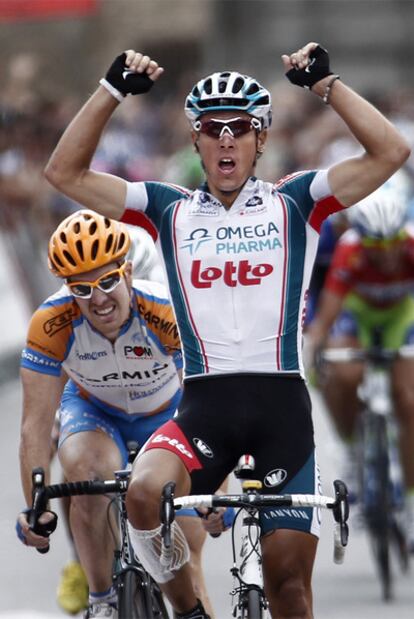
{"left": 122, "top": 170, "right": 344, "bottom": 379}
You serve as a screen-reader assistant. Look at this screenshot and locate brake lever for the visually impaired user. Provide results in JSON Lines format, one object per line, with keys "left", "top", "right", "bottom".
{"left": 29, "top": 467, "right": 57, "bottom": 554}
{"left": 333, "top": 479, "right": 349, "bottom": 546}
{"left": 160, "top": 481, "right": 176, "bottom": 549}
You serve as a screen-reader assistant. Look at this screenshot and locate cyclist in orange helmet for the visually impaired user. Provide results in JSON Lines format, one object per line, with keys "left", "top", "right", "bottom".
{"left": 16, "top": 209, "right": 216, "bottom": 619}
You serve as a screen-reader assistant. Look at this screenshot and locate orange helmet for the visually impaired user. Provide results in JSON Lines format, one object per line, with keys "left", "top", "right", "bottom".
{"left": 48, "top": 210, "right": 131, "bottom": 277}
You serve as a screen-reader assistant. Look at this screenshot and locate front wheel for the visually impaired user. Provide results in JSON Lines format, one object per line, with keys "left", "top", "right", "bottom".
{"left": 239, "top": 587, "right": 263, "bottom": 619}
{"left": 149, "top": 580, "right": 170, "bottom": 618}
{"left": 117, "top": 569, "right": 148, "bottom": 619}
{"left": 362, "top": 414, "right": 393, "bottom": 601}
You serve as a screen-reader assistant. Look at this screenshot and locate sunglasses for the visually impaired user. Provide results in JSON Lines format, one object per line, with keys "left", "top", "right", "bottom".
{"left": 193, "top": 116, "right": 262, "bottom": 139}
{"left": 361, "top": 229, "right": 407, "bottom": 250}
{"left": 66, "top": 263, "right": 127, "bottom": 299}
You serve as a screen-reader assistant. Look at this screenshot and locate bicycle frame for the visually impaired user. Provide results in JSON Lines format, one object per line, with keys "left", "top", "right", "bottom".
{"left": 231, "top": 457, "right": 268, "bottom": 618}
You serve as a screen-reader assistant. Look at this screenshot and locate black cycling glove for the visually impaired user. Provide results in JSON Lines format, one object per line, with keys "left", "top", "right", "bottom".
{"left": 285, "top": 45, "right": 333, "bottom": 89}
{"left": 100, "top": 52, "right": 155, "bottom": 102}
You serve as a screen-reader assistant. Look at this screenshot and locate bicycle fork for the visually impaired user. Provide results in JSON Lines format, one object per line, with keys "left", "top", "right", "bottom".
{"left": 239, "top": 510, "right": 263, "bottom": 587}
{"left": 232, "top": 475, "right": 268, "bottom": 617}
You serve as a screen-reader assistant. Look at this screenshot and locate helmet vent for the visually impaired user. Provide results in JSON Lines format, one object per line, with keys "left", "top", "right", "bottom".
{"left": 105, "top": 233, "right": 114, "bottom": 253}
{"left": 218, "top": 80, "right": 227, "bottom": 94}
{"left": 204, "top": 78, "right": 212, "bottom": 95}
{"left": 52, "top": 253, "right": 64, "bottom": 269}
{"left": 246, "top": 83, "right": 259, "bottom": 95}
{"left": 63, "top": 250, "right": 77, "bottom": 267}
{"left": 75, "top": 240, "right": 84, "bottom": 261}
{"left": 192, "top": 85, "right": 200, "bottom": 98}
{"left": 232, "top": 77, "right": 244, "bottom": 93}
{"left": 60, "top": 231, "right": 67, "bottom": 243}
{"left": 91, "top": 239, "right": 99, "bottom": 260}
{"left": 118, "top": 232, "right": 127, "bottom": 251}
{"left": 89, "top": 221, "right": 97, "bottom": 235}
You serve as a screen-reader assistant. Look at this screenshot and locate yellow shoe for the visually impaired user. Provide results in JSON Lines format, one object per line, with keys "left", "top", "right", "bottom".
{"left": 57, "top": 560, "right": 89, "bottom": 615}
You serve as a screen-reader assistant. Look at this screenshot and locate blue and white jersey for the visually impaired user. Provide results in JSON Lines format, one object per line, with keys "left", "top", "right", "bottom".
{"left": 122, "top": 171, "right": 344, "bottom": 379}
{"left": 21, "top": 279, "right": 182, "bottom": 419}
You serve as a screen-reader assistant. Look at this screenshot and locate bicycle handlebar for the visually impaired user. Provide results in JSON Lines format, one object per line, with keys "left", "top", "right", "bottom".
{"left": 161, "top": 479, "right": 349, "bottom": 565}
{"left": 173, "top": 493, "right": 335, "bottom": 510}
{"left": 44, "top": 478, "right": 128, "bottom": 498}
{"left": 30, "top": 467, "right": 129, "bottom": 554}
{"left": 320, "top": 345, "right": 414, "bottom": 364}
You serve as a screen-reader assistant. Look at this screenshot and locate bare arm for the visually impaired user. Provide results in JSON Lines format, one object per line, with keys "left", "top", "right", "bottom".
{"left": 44, "top": 51, "right": 164, "bottom": 219}
{"left": 306, "top": 289, "right": 345, "bottom": 349}
{"left": 282, "top": 43, "right": 411, "bottom": 207}
{"left": 19, "top": 368, "right": 66, "bottom": 505}
{"left": 321, "top": 80, "right": 410, "bottom": 206}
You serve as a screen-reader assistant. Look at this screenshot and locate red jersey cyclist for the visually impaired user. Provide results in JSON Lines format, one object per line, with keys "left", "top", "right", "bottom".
{"left": 307, "top": 179, "right": 414, "bottom": 547}
{"left": 43, "top": 42, "right": 409, "bottom": 619}
{"left": 16, "top": 210, "right": 215, "bottom": 619}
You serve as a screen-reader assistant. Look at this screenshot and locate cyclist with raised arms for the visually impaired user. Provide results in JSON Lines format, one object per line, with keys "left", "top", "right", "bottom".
{"left": 16, "top": 210, "right": 215, "bottom": 619}
{"left": 306, "top": 178, "right": 414, "bottom": 545}
{"left": 44, "top": 42, "right": 409, "bottom": 619}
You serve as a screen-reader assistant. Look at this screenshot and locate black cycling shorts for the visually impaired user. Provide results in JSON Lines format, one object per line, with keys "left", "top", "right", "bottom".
{"left": 143, "top": 374, "right": 321, "bottom": 536}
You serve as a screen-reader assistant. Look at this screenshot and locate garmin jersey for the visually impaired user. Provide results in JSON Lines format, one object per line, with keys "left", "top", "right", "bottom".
{"left": 325, "top": 226, "right": 414, "bottom": 308}
{"left": 21, "top": 279, "right": 182, "bottom": 419}
{"left": 121, "top": 171, "right": 344, "bottom": 378}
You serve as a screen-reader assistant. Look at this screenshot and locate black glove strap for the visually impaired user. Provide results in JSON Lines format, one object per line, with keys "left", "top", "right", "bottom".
{"left": 285, "top": 45, "right": 333, "bottom": 89}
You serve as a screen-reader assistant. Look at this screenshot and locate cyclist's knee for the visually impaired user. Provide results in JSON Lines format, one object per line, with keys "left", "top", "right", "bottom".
{"left": 277, "top": 576, "right": 311, "bottom": 619}
{"left": 126, "top": 470, "right": 162, "bottom": 528}
{"left": 62, "top": 457, "right": 116, "bottom": 482}
{"left": 127, "top": 450, "right": 191, "bottom": 529}
{"left": 262, "top": 530, "right": 315, "bottom": 617}
{"left": 271, "top": 575, "right": 311, "bottom": 618}
{"left": 59, "top": 432, "right": 122, "bottom": 480}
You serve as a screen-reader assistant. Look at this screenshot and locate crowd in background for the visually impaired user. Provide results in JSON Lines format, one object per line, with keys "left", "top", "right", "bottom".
{"left": 2, "top": 51, "right": 414, "bottom": 312}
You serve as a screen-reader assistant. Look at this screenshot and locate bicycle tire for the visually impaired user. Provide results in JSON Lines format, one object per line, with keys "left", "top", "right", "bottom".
{"left": 239, "top": 588, "right": 263, "bottom": 619}
{"left": 149, "top": 580, "right": 170, "bottom": 618}
{"left": 362, "top": 413, "right": 393, "bottom": 601}
{"left": 391, "top": 514, "right": 410, "bottom": 574}
{"left": 117, "top": 569, "right": 149, "bottom": 619}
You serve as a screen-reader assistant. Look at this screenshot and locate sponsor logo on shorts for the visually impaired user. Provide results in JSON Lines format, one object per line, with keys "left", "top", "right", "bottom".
{"left": 262, "top": 508, "right": 310, "bottom": 521}
{"left": 264, "top": 468, "right": 287, "bottom": 488}
{"left": 192, "top": 437, "right": 213, "bottom": 458}
{"left": 152, "top": 434, "right": 193, "bottom": 459}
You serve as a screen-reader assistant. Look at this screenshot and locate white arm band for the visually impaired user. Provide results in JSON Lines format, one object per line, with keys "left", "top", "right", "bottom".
{"left": 99, "top": 78, "right": 125, "bottom": 103}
